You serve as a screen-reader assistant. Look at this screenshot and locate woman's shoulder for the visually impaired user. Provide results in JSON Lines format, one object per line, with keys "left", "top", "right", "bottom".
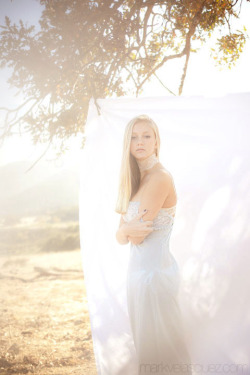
{"left": 151, "top": 165, "right": 174, "bottom": 182}
{"left": 145, "top": 167, "right": 174, "bottom": 192}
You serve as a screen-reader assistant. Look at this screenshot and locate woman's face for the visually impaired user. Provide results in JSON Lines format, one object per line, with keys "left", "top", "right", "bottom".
{"left": 130, "top": 121, "right": 157, "bottom": 160}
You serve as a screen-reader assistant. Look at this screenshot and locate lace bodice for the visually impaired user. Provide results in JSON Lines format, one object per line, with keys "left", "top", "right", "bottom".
{"left": 122, "top": 201, "right": 176, "bottom": 231}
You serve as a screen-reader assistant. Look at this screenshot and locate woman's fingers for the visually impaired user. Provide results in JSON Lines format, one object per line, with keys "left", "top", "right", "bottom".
{"left": 133, "top": 211, "right": 153, "bottom": 224}
{"left": 135, "top": 211, "right": 147, "bottom": 220}
{"left": 128, "top": 211, "right": 154, "bottom": 238}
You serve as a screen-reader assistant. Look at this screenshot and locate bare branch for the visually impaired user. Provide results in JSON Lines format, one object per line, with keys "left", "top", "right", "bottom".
{"left": 178, "top": 48, "right": 190, "bottom": 96}
{"left": 136, "top": 50, "right": 185, "bottom": 96}
{"left": 0, "top": 97, "right": 37, "bottom": 113}
{"left": 24, "top": 138, "right": 53, "bottom": 174}
{"left": 153, "top": 72, "right": 176, "bottom": 96}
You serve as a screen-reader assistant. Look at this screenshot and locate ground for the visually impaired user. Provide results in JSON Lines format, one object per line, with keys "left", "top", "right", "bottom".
{"left": 0, "top": 249, "right": 98, "bottom": 375}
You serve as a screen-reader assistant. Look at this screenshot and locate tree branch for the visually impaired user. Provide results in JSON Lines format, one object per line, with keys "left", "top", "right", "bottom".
{"left": 153, "top": 72, "right": 176, "bottom": 96}
{"left": 24, "top": 138, "right": 53, "bottom": 174}
{"left": 136, "top": 50, "right": 185, "bottom": 95}
{"left": 178, "top": 48, "right": 190, "bottom": 96}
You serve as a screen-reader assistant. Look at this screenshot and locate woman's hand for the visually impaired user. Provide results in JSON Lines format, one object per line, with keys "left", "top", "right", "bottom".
{"left": 126, "top": 210, "right": 153, "bottom": 245}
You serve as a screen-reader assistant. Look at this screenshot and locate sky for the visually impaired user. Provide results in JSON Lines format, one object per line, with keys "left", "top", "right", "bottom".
{"left": 0, "top": 0, "right": 250, "bottom": 168}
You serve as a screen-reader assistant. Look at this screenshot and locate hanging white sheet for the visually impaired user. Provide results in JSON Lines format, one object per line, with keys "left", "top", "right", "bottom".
{"left": 79, "top": 94, "right": 250, "bottom": 375}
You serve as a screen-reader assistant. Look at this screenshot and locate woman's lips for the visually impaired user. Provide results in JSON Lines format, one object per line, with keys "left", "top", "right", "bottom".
{"left": 136, "top": 149, "right": 145, "bottom": 151}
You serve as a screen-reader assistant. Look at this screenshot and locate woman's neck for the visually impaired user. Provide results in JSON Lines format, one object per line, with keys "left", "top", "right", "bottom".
{"left": 136, "top": 153, "right": 159, "bottom": 174}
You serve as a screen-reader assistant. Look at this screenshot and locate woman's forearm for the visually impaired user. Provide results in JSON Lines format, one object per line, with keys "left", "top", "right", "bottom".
{"left": 116, "top": 221, "right": 152, "bottom": 245}
{"left": 116, "top": 223, "right": 129, "bottom": 245}
{"left": 128, "top": 233, "right": 148, "bottom": 244}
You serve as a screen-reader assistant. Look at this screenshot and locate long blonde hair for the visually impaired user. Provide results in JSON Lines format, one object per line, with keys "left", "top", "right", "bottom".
{"left": 115, "top": 114, "right": 161, "bottom": 214}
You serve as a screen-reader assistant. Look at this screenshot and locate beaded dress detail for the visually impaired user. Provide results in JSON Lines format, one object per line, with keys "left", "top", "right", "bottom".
{"left": 122, "top": 201, "right": 192, "bottom": 375}
{"left": 123, "top": 201, "right": 176, "bottom": 231}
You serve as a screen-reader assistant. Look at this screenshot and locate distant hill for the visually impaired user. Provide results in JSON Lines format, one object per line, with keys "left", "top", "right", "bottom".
{"left": 0, "top": 160, "right": 79, "bottom": 217}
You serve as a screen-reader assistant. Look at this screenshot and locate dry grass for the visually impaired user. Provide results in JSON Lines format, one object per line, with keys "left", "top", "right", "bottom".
{"left": 0, "top": 249, "right": 98, "bottom": 375}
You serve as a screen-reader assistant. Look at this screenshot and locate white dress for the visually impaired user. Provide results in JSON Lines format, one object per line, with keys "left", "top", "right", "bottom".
{"left": 122, "top": 201, "right": 192, "bottom": 375}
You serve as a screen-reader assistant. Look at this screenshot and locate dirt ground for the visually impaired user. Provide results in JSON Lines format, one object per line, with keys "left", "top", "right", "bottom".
{"left": 0, "top": 249, "right": 98, "bottom": 375}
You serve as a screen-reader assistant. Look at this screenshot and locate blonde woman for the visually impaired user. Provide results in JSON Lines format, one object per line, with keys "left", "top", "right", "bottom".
{"left": 115, "top": 115, "right": 192, "bottom": 375}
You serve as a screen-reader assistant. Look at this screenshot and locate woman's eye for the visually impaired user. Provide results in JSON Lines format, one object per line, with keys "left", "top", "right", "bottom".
{"left": 131, "top": 135, "right": 150, "bottom": 139}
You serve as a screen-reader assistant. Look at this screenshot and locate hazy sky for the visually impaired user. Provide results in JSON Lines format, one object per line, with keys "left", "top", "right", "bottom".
{"left": 0, "top": 0, "right": 250, "bottom": 167}
{"left": 0, "top": 0, "right": 42, "bottom": 108}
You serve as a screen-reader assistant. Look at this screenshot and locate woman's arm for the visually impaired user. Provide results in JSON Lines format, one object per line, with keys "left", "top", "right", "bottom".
{"left": 116, "top": 212, "right": 153, "bottom": 245}
{"left": 116, "top": 172, "right": 174, "bottom": 246}
{"left": 116, "top": 216, "right": 129, "bottom": 245}
{"left": 136, "top": 170, "right": 172, "bottom": 222}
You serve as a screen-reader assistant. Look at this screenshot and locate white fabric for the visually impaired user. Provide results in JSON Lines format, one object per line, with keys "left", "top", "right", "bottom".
{"left": 79, "top": 94, "right": 250, "bottom": 375}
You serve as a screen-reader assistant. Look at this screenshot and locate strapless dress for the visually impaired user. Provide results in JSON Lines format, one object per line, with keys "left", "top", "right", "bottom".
{"left": 122, "top": 201, "right": 192, "bottom": 375}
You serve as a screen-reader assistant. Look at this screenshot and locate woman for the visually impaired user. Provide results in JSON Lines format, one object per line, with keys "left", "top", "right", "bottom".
{"left": 115, "top": 114, "right": 192, "bottom": 375}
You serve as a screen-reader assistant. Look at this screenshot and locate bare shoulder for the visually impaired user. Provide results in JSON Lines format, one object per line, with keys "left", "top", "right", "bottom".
{"left": 146, "top": 168, "right": 176, "bottom": 201}
{"left": 142, "top": 168, "right": 173, "bottom": 197}
{"left": 139, "top": 167, "right": 176, "bottom": 216}
{"left": 150, "top": 167, "right": 174, "bottom": 186}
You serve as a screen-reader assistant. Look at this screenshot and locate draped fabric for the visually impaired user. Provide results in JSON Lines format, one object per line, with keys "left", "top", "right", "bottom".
{"left": 79, "top": 94, "right": 250, "bottom": 375}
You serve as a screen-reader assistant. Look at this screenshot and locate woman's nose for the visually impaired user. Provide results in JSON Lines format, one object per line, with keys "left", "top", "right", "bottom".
{"left": 137, "top": 138, "right": 144, "bottom": 144}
